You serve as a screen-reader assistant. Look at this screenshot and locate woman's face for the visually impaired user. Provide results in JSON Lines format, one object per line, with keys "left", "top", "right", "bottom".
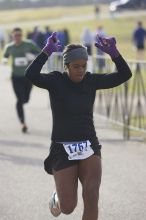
{"left": 66, "top": 59, "right": 87, "bottom": 83}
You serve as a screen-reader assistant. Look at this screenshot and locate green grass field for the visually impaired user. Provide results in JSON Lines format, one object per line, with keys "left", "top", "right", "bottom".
{"left": 0, "top": 5, "right": 94, "bottom": 24}
{"left": 0, "top": 4, "right": 146, "bottom": 60}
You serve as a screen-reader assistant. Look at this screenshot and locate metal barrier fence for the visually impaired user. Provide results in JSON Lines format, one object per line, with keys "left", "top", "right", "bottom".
{"left": 93, "top": 55, "right": 146, "bottom": 140}
{"left": 43, "top": 53, "right": 146, "bottom": 140}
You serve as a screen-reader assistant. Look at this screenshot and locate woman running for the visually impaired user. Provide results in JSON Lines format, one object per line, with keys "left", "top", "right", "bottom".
{"left": 25, "top": 32, "right": 132, "bottom": 220}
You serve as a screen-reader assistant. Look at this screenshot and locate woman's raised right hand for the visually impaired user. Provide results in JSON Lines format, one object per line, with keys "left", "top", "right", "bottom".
{"left": 42, "top": 32, "right": 62, "bottom": 56}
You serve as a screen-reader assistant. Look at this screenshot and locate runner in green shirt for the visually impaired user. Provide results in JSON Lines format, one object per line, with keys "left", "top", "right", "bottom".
{"left": 2, "top": 27, "right": 40, "bottom": 133}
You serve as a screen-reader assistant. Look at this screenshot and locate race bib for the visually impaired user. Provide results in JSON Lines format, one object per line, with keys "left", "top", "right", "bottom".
{"left": 14, "top": 57, "right": 28, "bottom": 66}
{"left": 63, "top": 140, "right": 94, "bottom": 160}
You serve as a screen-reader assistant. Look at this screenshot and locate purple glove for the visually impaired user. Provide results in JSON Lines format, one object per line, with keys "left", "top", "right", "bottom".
{"left": 42, "top": 32, "right": 62, "bottom": 56}
{"left": 95, "top": 36, "right": 120, "bottom": 58}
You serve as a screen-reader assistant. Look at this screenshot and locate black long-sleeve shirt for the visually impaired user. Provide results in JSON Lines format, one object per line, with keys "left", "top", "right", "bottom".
{"left": 25, "top": 52, "right": 132, "bottom": 142}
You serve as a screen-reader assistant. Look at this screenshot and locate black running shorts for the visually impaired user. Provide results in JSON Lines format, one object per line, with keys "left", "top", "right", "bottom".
{"left": 44, "top": 140, "right": 102, "bottom": 175}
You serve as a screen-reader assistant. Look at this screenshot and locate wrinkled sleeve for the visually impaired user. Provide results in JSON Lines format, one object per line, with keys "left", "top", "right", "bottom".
{"left": 92, "top": 55, "right": 132, "bottom": 90}
{"left": 25, "top": 52, "right": 55, "bottom": 90}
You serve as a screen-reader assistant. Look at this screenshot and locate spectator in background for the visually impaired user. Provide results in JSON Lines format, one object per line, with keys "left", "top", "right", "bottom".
{"left": 95, "top": 25, "right": 106, "bottom": 72}
{"left": 94, "top": 5, "right": 100, "bottom": 20}
{"left": 44, "top": 26, "right": 52, "bottom": 44}
{"left": 57, "top": 29, "right": 70, "bottom": 49}
{"left": 31, "top": 26, "right": 45, "bottom": 49}
{"left": 27, "top": 30, "right": 33, "bottom": 40}
{"left": 81, "top": 27, "right": 93, "bottom": 72}
{"left": 81, "top": 27, "right": 93, "bottom": 56}
{"left": 2, "top": 27, "right": 40, "bottom": 133}
{"left": 0, "top": 27, "right": 5, "bottom": 49}
{"left": 63, "top": 28, "right": 70, "bottom": 46}
{"left": 57, "top": 30, "right": 66, "bottom": 50}
{"left": 133, "top": 21, "right": 146, "bottom": 60}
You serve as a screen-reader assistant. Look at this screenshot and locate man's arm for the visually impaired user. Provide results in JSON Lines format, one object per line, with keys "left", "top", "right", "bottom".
{"left": 1, "top": 45, "right": 10, "bottom": 64}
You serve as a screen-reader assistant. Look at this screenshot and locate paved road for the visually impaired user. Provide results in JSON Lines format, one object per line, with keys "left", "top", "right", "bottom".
{"left": 0, "top": 68, "right": 146, "bottom": 220}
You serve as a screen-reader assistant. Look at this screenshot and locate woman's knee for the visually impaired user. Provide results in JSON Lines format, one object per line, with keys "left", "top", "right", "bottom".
{"left": 59, "top": 198, "right": 77, "bottom": 215}
{"left": 82, "top": 183, "right": 100, "bottom": 203}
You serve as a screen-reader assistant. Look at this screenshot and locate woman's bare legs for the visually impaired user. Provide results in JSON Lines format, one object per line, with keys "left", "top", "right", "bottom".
{"left": 52, "top": 155, "right": 101, "bottom": 219}
{"left": 79, "top": 155, "right": 102, "bottom": 220}
{"left": 53, "top": 165, "right": 78, "bottom": 214}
